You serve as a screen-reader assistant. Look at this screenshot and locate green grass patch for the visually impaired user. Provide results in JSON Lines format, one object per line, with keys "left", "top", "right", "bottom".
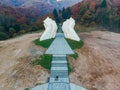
{"left": 70, "top": 52, "right": 78, "bottom": 60}
{"left": 66, "top": 39, "right": 84, "bottom": 50}
{"left": 32, "top": 54, "right": 52, "bottom": 70}
{"left": 24, "top": 88, "right": 30, "bottom": 90}
{"left": 33, "top": 38, "right": 54, "bottom": 48}
{"left": 68, "top": 63, "right": 74, "bottom": 73}
{"left": 66, "top": 57, "right": 74, "bottom": 73}
{"left": 0, "top": 46, "right": 2, "bottom": 48}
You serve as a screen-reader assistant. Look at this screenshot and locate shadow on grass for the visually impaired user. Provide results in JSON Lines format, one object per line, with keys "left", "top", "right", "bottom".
{"left": 33, "top": 38, "right": 54, "bottom": 48}
{"left": 66, "top": 39, "right": 84, "bottom": 50}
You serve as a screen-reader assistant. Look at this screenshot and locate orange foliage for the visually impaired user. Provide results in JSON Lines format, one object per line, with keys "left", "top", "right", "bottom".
{"left": 17, "top": 17, "right": 27, "bottom": 24}
{"left": 71, "top": 2, "right": 81, "bottom": 16}
{"left": 90, "top": 1, "right": 96, "bottom": 10}
{"left": 36, "top": 14, "right": 54, "bottom": 29}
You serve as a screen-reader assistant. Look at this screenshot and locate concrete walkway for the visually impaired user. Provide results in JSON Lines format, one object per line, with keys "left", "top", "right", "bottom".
{"left": 47, "top": 32, "right": 72, "bottom": 90}
{"left": 48, "top": 55, "right": 70, "bottom": 90}
{"left": 45, "top": 33, "right": 74, "bottom": 55}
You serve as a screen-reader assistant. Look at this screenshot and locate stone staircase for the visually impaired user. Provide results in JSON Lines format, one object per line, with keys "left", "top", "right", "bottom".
{"left": 48, "top": 55, "right": 70, "bottom": 90}
{"left": 31, "top": 32, "right": 87, "bottom": 90}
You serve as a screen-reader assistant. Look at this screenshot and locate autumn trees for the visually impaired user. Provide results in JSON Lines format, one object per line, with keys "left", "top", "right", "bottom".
{"left": 73, "top": 0, "right": 120, "bottom": 32}
{"left": 76, "top": 3, "right": 94, "bottom": 26}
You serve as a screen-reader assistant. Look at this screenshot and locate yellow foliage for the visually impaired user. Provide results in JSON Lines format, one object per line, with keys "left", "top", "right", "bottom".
{"left": 84, "top": 10, "right": 91, "bottom": 18}
{"left": 90, "top": 21, "right": 96, "bottom": 26}
{"left": 13, "top": 33, "right": 17, "bottom": 37}
{"left": 20, "top": 30, "right": 26, "bottom": 34}
{"left": 81, "top": 17, "right": 84, "bottom": 22}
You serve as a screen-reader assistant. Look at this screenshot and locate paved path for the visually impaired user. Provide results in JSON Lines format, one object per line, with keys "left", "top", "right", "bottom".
{"left": 46, "top": 33, "right": 74, "bottom": 55}
{"left": 47, "top": 32, "right": 73, "bottom": 90}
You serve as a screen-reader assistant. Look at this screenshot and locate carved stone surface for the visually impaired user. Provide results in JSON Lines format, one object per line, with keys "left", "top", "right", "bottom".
{"left": 40, "top": 17, "right": 57, "bottom": 41}
{"left": 62, "top": 17, "right": 80, "bottom": 41}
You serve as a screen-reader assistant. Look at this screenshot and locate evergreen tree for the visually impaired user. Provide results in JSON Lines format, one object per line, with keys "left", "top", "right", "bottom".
{"left": 101, "top": 0, "right": 107, "bottom": 8}
{"left": 0, "top": 32, "right": 8, "bottom": 40}
{"left": 59, "top": 9, "right": 62, "bottom": 14}
{"left": 9, "top": 27, "right": 16, "bottom": 37}
{"left": 53, "top": 9, "right": 60, "bottom": 23}
{"left": 62, "top": 7, "right": 72, "bottom": 20}
{"left": 62, "top": 7, "right": 66, "bottom": 20}
{"left": 66, "top": 7, "right": 72, "bottom": 19}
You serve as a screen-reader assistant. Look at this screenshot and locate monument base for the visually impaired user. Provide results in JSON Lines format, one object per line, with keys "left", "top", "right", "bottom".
{"left": 31, "top": 83, "right": 87, "bottom": 90}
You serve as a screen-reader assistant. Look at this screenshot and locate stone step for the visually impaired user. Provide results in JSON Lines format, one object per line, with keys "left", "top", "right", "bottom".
{"left": 53, "top": 55, "right": 66, "bottom": 57}
{"left": 50, "top": 70, "right": 68, "bottom": 78}
{"left": 52, "top": 63, "right": 67, "bottom": 67}
{"left": 49, "top": 77, "right": 69, "bottom": 83}
{"left": 53, "top": 57, "right": 67, "bottom": 61}
{"left": 52, "top": 59, "right": 66, "bottom": 61}
{"left": 52, "top": 61, "right": 67, "bottom": 64}
{"left": 51, "top": 67, "right": 68, "bottom": 71}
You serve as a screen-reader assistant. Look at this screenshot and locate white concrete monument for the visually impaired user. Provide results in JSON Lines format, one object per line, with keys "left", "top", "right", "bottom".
{"left": 40, "top": 17, "right": 57, "bottom": 41}
{"left": 62, "top": 17, "right": 80, "bottom": 41}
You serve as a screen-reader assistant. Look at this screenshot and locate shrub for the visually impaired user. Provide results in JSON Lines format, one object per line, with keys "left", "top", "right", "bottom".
{"left": 90, "top": 21, "right": 96, "bottom": 26}
{"left": 70, "top": 52, "right": 78, "bottom": 60}
{"left": 19, "top": 30, "right": 26, "bottom": 34}
{"left": 0, "top": 32, "right": 9, "bottom": 40}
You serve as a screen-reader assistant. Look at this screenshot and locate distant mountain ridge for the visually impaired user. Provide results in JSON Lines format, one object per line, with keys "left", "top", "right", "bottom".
{"left": 0, "top": 0, "right": 83, "bottom": 9}
{"left": 0, "top": 0, "right": 26, "bottom": 7}
{"left": 0, "top": 0, "right": 84, "bottom": 21}
{"left": 72, "top": 0, "right": 120, "bottom": 13}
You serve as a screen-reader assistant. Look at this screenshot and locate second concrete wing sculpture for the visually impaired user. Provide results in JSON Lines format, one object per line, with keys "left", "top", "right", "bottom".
{"left": 62, "top": 17, "right": 80, "bottom": 41}
{"left": 40, "top": 17, "right": 57, "bottom": 41}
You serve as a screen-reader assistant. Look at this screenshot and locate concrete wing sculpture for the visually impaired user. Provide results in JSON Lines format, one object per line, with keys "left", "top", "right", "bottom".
{"left": 62, "top": 17, "right": 80, "bottom": 41}
{"left": 40, "top": 17, "right": 57, "bottom": 41}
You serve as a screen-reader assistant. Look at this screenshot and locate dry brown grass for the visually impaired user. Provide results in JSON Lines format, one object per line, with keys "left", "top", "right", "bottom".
{"left": 70, "top": 31, "right": 120, "bottom": 90}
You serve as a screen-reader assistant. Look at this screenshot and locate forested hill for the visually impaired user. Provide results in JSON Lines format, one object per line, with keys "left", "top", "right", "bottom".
{"left": 0, "top": 2, "right": 53, "bottom": 40}
{"left": 72, "top": 0, "right": 120, "bottom": 32}
{"left": 0, "top": 0, "right": 82, "bottom": 9}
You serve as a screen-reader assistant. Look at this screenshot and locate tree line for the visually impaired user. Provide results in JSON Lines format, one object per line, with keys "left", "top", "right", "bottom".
{"left": 0, "top": 13, "right": 46, "bottom": 40}
{"left": 53, "top": 7, "right": 72, "bottom": 23}
{"left": 74, "top": 0, "right": 120, "bottom": 32}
